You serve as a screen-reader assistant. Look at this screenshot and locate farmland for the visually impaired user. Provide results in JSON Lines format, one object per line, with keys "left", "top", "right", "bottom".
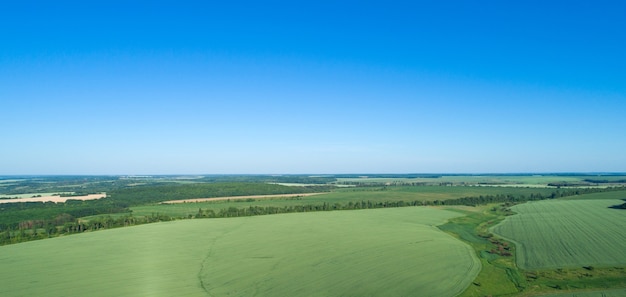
{"left": 491, "top": 199, "right": 626, "bottom": 270}
{"left": 1, "top": 174, "right": 625, "bottom": 296}
{"left": 444, "top": 195, "right": 626, "bottom": 297}
{"left": 129, "top": 185, "right": 562, "bottom": 218}
{"left": 333, "top": 174, "right": 626, "bottom": 187}
{"left": 0, "top": 207, "right": 480, "bottom": 297}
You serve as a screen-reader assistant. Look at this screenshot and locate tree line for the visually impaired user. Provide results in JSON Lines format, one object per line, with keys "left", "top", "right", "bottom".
{"left": 0, "top": 213, "right": 171, "bottom": 245}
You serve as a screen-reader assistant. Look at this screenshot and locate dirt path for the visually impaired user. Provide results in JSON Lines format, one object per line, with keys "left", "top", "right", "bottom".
{"left": 161, "top": 193, "right": 326, "bottom": 204}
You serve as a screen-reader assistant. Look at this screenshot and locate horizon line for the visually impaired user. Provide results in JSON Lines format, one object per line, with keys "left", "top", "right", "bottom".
{"left": 2, "top": 172, "right": 626, "bottom": 177}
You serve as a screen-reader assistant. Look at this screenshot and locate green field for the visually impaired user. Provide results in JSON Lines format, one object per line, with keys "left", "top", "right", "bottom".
{"left": 0, "top": 207, "right": 480, "bottom": 297}
{"left": 491, "top": 199, "right": 626, "bottom": 270}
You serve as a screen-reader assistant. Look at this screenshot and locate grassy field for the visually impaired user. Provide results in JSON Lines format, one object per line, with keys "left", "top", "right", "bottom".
{"left": 491, "top": 199, "right": 626, "bottom": 270}
{"left": 0, "top": 207, "right": 480, "bottom": 297}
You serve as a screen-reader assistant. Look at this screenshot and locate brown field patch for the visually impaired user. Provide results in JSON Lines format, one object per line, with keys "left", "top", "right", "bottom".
{"left": 0, "top": 193, "right": 106, "bottom": 204}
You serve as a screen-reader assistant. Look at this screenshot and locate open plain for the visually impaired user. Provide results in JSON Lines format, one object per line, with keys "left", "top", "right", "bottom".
{"left": 0, "top": 206, "right": 480, "bottom": 297}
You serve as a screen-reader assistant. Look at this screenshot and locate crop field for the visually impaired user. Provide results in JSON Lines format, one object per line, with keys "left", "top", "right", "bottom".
{"left": 0, "top": 207, "right": 480, "bottom": 297}
{"left": 491, "top": 199, "right": 626, "bottom": 270}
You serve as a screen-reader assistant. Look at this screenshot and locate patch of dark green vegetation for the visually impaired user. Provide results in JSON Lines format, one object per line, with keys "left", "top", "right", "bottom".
{"left": 107, "top": 182, "right": 327, "bottom": 205}
{"left": 609, "top": 199, "right": 626, "bottom": 209}
{"left": 585, "top": 178, "right": 626, "bottom": 183}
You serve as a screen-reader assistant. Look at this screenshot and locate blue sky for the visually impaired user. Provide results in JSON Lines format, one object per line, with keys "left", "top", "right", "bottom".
{"left": 1, "top": 1, "right": 625, "bottom": 174}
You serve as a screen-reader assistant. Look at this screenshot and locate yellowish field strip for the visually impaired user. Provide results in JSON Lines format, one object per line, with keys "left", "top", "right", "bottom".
{"left": 0, "top": 193, "right": 106, "bottom": 204}
{"left": 160, "top": 192, "right": 326, "bottom": 204}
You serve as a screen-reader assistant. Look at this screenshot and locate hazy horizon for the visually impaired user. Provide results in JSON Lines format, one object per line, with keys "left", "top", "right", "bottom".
{"left": 2, "top": 1, "right": 625, "bottom": 175}
{"left": 2, "top": 172, "right": 626, "bottom": 177}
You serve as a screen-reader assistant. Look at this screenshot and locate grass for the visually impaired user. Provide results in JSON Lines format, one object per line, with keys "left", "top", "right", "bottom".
{"left": 438, "top": 205, "right": 522, "bottom": 297}
{"left": 0, "top": 207, "right": 480, "bottom": 297}
{"left": 491, "top": 199, "right": 626, "bottom": 270}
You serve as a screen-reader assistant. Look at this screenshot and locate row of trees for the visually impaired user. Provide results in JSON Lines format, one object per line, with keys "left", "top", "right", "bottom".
{"left": 196, "top": 200, "right": 426, "bottom": 218}
{"left": 0, "top": 213, "right": 171, "bottom": 245}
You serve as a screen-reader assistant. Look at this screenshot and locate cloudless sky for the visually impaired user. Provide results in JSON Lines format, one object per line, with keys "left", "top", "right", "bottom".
{"left": 1, "top": 1, "right": 625, "bottom": 174}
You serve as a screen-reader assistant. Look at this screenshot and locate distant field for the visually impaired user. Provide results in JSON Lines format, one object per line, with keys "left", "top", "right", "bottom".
{"left": 0, "top": 192, "right": 71, "bottom": 199}
{"left": 161, "top": 192, "right": 324, "bottom": 204}
{"left": 335, "top": 175, "right": 626, "bottom": 186}
{"left": 130, "top": 186, "right": 559, "bottom": 218}
{"left": 268, "top": 182, "right": 336, "bottom": 187}
{"left": 491, "top": 199, "right": 626, "bottom": 270}
{"left": 334, "top": 175, "right": 567, "bottom": 185}
{"left": 0, "top": 193, "right": 105, "bottom": 204}
{"left": 0, "top": 207, "right": 479, "bottom": 297}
